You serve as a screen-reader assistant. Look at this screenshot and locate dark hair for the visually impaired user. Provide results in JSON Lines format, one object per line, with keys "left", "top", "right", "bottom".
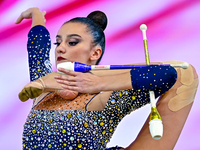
{"left": 64, "top": 11, "right": 107, "bottom": 65}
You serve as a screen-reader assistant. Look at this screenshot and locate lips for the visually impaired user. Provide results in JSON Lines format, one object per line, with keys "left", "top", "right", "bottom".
{"left": 57, "top": 56, "right": 66, "bottom": 61}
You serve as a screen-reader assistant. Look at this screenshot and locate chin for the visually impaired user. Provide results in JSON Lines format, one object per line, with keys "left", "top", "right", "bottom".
{"left": 57, "top": 60, "right": 69, "bottom": 64}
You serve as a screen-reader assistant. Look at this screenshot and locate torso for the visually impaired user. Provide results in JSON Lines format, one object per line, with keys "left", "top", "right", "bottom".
{"left": 33, "top": 91, "right": 113, "bottom": 111}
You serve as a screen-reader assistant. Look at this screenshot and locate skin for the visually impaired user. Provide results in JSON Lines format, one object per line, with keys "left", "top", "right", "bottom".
{"left": 57, "top": 62, "right": 198, "bottom": 150}
{"left": 16, "top": 8, "right": 103, "bottom": 102}
{"left": 16, "top": 8, "right": 198, "bottom": 150}
{"left": 15, "top": 7, "right": 46, "bottom": 27}
{"left": 125, "top": 66, "right": 198, "bottom": 150}
{"left": 56, "top": 67, "right": 132, "bottom": 93}
{"left": 55, "top": 22, "right": 102, "bottom": 67}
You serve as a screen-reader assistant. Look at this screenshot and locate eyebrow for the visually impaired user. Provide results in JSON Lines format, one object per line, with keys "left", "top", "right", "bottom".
{"left": 56, "top": 34, "right": 82, "bottom": 38}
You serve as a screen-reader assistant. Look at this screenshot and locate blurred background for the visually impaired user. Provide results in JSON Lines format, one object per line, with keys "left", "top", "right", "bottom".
{"left": 0, "top": 0, "right": 200, "bottom": 149}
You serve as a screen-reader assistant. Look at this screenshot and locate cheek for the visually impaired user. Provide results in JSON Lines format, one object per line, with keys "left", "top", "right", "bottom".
{"left": 70, "top": 50, "right": 87, "bottom": 61}
{"left": 72, "top": 45, "right": 91, "bottom": 58}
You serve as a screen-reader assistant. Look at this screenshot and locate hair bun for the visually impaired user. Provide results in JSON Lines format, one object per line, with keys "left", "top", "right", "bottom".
{"left": 87, "top": 11, "right": 107, "bottom": 31}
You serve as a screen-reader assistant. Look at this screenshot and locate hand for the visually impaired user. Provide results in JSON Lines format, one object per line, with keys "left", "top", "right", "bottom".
{"left": 15, "top": 7, "right": 46, "bottom": 26}
{"left": 55, "top": 68, "right": 103, "bottom": 94}
{"left": 18, "top": 72, "right": 79, "bottom": 102}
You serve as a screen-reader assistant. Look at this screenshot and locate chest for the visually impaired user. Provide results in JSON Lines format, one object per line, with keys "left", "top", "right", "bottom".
{"left": 33, "top": 91, "right": 112, "bottom": 111}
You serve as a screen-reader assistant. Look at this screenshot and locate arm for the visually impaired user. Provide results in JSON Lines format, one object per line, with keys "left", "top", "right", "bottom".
{"left": 16, "top": 8, "right": 53, "bottom": 103}
{"left": 16, "top": 8, "right": 52, "bottom": 81}
{"left": 55, "top": 67, "right": 132, "bottom": 93}
{"left": 125, "top": 62, "right": 198, "bottom": 150}
{"left": 27, "top": 25, "right": 52, "bottom": 81}
{"left": 55, "top": 65, "right": 177, "bottom": 96}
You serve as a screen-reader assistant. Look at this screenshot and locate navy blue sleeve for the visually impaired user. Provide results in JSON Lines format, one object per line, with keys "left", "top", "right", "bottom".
{"left": 103, "top": 65, "right": 177, "bottom": 122}
{"left": 130, "top": 65, "right": 177, "bottom": 97}
{"left": 27, "top": 25, "right": 52, "bottom": 82}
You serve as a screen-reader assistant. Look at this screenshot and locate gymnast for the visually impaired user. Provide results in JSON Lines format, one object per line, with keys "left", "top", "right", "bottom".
{"left": 16, "top": 7, "right": 198, "bottom": 150}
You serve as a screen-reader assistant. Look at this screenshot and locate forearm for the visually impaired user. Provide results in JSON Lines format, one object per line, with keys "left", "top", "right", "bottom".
{"left": 100, "top": 64, "right": 177, "bottom": 93}
{"left": 56, "top": 64, "right": 176, "bottom": 94}
{"left": 100, "top": 72, "right": 132, "bottom": 91}
{"left": 28, "top": 25, "right": 52, "bottom": 81}
{"left": 31, "top": 8, "right": 45, "bottom": 28}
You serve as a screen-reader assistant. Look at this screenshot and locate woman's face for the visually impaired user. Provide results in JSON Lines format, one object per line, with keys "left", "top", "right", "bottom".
{"left": 55, "top": 22, "right": 100, "bottom": 67}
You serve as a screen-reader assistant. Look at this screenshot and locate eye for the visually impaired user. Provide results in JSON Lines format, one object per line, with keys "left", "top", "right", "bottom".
{"left": 53, "top": 42, "right": 60, "bottom": 46}
{"left": 68, "top": 41, "right": 78, "bottom": 46}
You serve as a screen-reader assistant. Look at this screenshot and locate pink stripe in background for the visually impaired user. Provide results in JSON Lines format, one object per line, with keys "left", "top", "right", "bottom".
{"left": 0, "top": 0, "right": 200, "bottom": 149}
{"left": 0, "top": 0, "right": 19, "bottom": 14}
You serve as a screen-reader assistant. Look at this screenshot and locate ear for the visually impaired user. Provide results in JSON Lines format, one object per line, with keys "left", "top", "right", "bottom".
{"left": 90, "top": 46, "right": 102, "bottom": 62}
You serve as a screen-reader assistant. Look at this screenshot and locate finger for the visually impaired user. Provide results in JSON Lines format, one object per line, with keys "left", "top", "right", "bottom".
{"left": 58, "top": 68, "right": 79, "bottom": 76}
{"left": 54, "top": 74, "right": 67, "bottom": 80}
{"left": 55, "top": 75, "right": 78, "bottom": 82}
{"left": 15, "top": 14, "right": 23, "bottom": 24}
{"left": 62, "top": 85, "right": 81, "bottom": 92}
{"left": 57, "top": 80, "right": 77, "bottom": 86}
{"left": 42, "top": 11, "right": 46, "bottom": 23}
{"left": 42, "top": 11, "right": 46, "bottom": 15}
{"left": 54, "top": 74, "right": 74, "bottom": 81}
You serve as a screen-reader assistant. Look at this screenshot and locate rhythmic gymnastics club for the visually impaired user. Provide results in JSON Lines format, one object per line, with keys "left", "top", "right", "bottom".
{"left": 57, "top": 62, "right": 189, "bottom": 74}
{"left": 140, "top": 24, "right": 163, "bottom": 140}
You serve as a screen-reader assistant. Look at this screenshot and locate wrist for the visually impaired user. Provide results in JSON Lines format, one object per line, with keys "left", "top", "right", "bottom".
{"left": 31, "top": 8, "right": 45, "bottom": 27}
{"left": 30, "top": 7, "right": 43, "bottom": 17}
{"left": 31, "top": 7, "right": 40, "bottom": 13}
{"left": 98, "top": 76, "right": 107, "bottom": 92}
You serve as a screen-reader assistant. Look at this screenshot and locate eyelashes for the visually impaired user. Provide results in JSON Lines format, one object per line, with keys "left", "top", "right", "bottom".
{"left": 53, "top": 41, "right": 79, "bottom": 47}
{"left": 68, "top": 41, "right": 78, "bottom": 46}
{"left": 53, "top": 42, "right": 60, "bottom": 46}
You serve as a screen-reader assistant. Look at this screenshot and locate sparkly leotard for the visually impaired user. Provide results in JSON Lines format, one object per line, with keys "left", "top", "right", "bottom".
{"left": 22, "top": 25, "right": 177, "bottom": 150}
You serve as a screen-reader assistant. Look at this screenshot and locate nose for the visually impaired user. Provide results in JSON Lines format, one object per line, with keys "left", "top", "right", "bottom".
{"left": 56, "top": 41, "right": 66, "bottom": 54}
